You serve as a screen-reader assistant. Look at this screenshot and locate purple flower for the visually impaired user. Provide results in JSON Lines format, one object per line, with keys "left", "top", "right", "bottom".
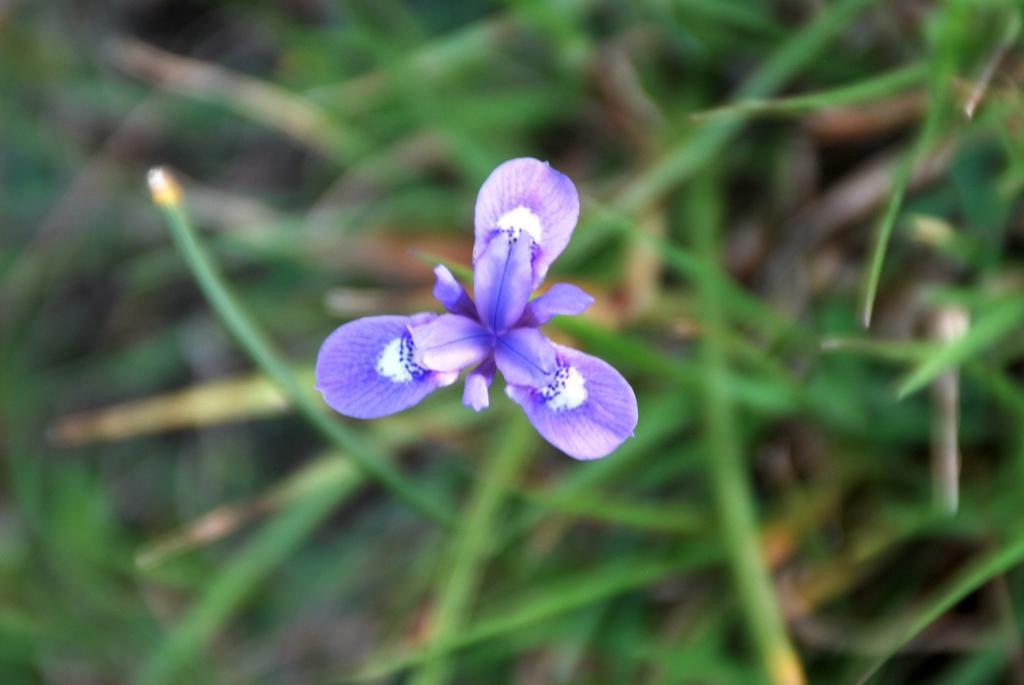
{"left": 315, "top": 158, "right": 638, "bottom": 460}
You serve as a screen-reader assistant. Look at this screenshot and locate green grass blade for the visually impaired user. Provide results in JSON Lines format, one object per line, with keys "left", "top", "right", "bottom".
{"left": 859, "top": 14, "right": 957, "bottom": 328}
{"left": 346, "top": 546, "right": 721, "bottom": 682}
{"left": 897, "top": 296, "right": 1024, "bottom": 398}
{"left": 146, "top": 169, "right": 456, "bottom": 527}
{"left": 615, "top": 0, "right": 878, "bottom": 214}
{"left": 588, "top": 202, "right": 806, "bottom": 345}
{"left": 933, "top": 650, "right": 1008, "bottom": 685}
{"left": 854, "top": 527, "right": 1024, "bottom": 684}
{"left": 691, "top": 62, "right": 927, "bottom": 121}
{"left": 690, "top": 172, "right": 804, "bottom": 685}
{"left": 821, "top": 337, "right": 934, "bottom": 364}
{"left": 515, "top": 487, "right": 706, "bottom": 533}
{"left": 858, "top": 115, "right": 943, "bottom": 328}
{"left": 410, "top": 419, "right": 534, "bottom": 685}
{"left": 135, "top": 458, "right": 365, "bottom": 685}
{"left": 554, "top": 307, "right": 802, "bottom": 413}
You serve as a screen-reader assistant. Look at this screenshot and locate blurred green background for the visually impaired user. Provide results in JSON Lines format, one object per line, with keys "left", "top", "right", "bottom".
{"left": 5, "top": 0, "right": 1024, "bottom": 683}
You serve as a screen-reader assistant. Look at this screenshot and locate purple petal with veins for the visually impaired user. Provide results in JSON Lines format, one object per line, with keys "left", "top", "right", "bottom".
{"left": 473, "top": 158, "right": 580, "bottom": 288}
{"left": 408, "top": 314, "right": 493, "bottom": 372}
{"left": 315, "top": 315, "right": 457, "bottom": 419}
{"left": 505, "top": 343, "right": 637, "bottom": 460}
{"left": 316, "top": 157, "right": 636, "bottom": 459}
{"left": 494, "top": 327, "right": 557, "bottom": 387}
{"left": 519, "top": 283, "right": 594, "bottom": 327}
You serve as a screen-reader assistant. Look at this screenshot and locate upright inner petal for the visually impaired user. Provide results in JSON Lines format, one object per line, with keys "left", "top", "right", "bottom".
{"left": 432, "top": 264, "right": 476, "bottom": 318}
{"left": 474, "top": 234, "right": 533, "bottom": 333}
{"left": 497, "top": 205, "right": 542, "bottom": 243}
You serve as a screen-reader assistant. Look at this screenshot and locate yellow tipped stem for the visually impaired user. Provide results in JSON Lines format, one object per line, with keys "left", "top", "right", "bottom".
{"left": 146, "top": 168, "right": 455, "bottom": 527}
{"left": 147, "top": 167, "right": 183, "bottom": 207}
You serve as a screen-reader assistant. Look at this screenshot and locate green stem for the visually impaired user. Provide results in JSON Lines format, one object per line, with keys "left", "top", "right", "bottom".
{"left": 411, "top": 417, "right": 534, "bottom": 685}
{"left": 135, "top": 458, "right": 364, "bottom": 685}
{"left": 614, "top": 0, "right": 879, "bottom": 215}
{"left": 859, "top": 103, "right": 944, "bottom": 328}
{"left": 690, "top": 174, "right": 804, "bottom": 685}
{"left": 350, "top": 547, "right": 720, "bottom": 682}
{"left": 691, "top": 62, "right": 927, "bottom": 120}
{"left": 855, "top": 527, "right": 1024, "bottom": 684}
{"left": 148, "top": 170, "right": 455, "bottom": 527}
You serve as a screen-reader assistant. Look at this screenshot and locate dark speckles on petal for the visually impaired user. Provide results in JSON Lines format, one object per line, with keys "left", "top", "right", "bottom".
{"left": 505, "top": 344, "right": 637, "bottom": 460}
{"left": 317, "top": 158, "right": 636, "bottom": 459}
{"left": 316, "top": 315, "right": 449, "bottom": 419}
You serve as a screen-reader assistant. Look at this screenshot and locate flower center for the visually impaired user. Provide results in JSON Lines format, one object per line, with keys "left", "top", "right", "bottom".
{"left": 540, "top": 365, "right": 587, "bottom": 411}
{"left": 376, "top": 335, "right": 426, "bottom": 383}
{"left": 497, "top": 205, "right": 542, "bottom": 243}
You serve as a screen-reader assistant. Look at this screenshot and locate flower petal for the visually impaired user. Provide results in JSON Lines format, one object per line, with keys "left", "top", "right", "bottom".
{"left": 409, "top": 314, "right": 493, "bottom": 372}
{"left": 505, "top": 344, "right": 637, "bottom": 460}
{"left": 463, "top": 359, "right": 495, "bottom": 412}
{"left": 474, "top": 158, "right": 580, "bottom": 287}
{"left": 473, "top": 231, "right": 533, "bottom": 334}
{"left": 432, "top": 264, "right": 476, "bottom": 318}
{"left": 519, "top": 283, "right": 594, "bottom": 327}
{"left": 494, "top": 327, "right": 557, "bottom": 387}
{"left": 316, "top": 315, "right": 457, "bottom": 419}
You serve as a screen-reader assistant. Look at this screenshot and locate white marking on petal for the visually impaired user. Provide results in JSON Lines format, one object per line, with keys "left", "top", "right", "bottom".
{"left": 376, "top": 336, "right": 425, "bottom": 383}
{"left": 497, "top": 205, "right": 542, "bottom": 243}
{"left": 542, "top": 365, "right": 587, "bottom": 411}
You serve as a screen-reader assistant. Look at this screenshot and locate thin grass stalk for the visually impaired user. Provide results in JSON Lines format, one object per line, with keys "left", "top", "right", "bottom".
{"left": 134, "top": 459, "right": 364, "bottom": 685}
{"left": 690, "top": 62, "right": 927, "bottom": 121}
{"left": 690, "top": 173, "right": 805, "bottom": 685}
{"left": 146, "top": 168, "right": 455, "bottom": 527}
{"left": 348, "top": 547, "right": 721, "bottom": 682}
{"left": 410, "top": 418, "right": 534, "bottom": 685}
